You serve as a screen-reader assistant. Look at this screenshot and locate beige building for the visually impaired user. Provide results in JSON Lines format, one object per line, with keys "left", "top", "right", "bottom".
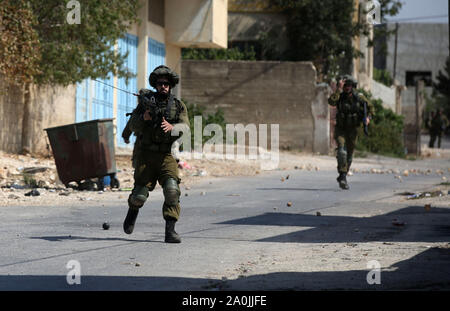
{"left": 0, "top": 0, "right": 228, "bottom": 155}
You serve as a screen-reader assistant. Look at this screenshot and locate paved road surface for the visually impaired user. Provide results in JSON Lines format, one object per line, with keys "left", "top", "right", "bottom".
{"left": 0, "top": 162, "right": 449, "bottom": 291}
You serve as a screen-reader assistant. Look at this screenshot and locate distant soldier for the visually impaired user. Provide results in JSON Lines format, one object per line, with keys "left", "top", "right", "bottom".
{"left": 328, "top": 75, "right": 374, "bottom": 190}
{"left": 428, "top": 109, "right": 449, "bottom": 148}
{"left": 123, "top": 65, "right": 189, "bottom": 243}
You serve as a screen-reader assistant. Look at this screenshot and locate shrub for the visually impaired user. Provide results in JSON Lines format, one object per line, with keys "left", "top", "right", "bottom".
{"left": 183, "top": 99, "right": 227, "bottom": 147}
{"left": 355, "top": 88, "right": 405, "bottom": 158}
{"left": 373, "top": 68, "right": 394, "bottom": 87}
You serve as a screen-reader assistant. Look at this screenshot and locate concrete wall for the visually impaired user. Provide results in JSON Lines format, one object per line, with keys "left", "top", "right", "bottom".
{"left": 0, "top": 80, "right": 76, "bottom": 155}
{"left": 312, "top": 83, "right": 331, "bottom": 154}
{"left": 402, "top": 86, "right": 431, "bottom": 154}
{"left": 227, "top": 11, "right": 288, "bottom": 54}
{"left": 165, "top": 0, "right": 228, "bottom": 48}
{"left": 181, "top": 60, "right": 326, "bottom": 152}
{"left": 29, "top": 85, "right": 77, "bottom": 156}
{"left": 385, "top": 23, "right": 449, "bottom": 86}
{"left": 371, "top": 79, "right": 396, "bottom": 111}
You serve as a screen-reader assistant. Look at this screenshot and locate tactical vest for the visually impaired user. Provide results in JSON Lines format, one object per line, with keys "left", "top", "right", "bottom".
{"left": 138, "top": 91, "right": 184, "bottom": 150}
{"left": 336, "top": 92, "right": 364, "bottom": 129}
{"left": 430, "top": 115, "right": 443, "bottom": 131}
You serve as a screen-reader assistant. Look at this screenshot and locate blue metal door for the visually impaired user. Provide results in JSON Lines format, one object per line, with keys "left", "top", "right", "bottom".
{"left": 92, "top": 75, "right": 114, "bottom": 120}
{"left": 76, "top": 76, "right": 113, "bottom": 122}
{"left": 117, "top": 34, "right": 138, "bottom": 148}
{"left": 75, "top": 79, "right": 90, "bottom": 122}
{"left": 147, "top": 38, "right": 166, "bottom": 90}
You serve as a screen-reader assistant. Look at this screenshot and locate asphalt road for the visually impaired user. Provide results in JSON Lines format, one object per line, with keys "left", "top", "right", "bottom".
{"left": 0, "top": 166, "right": 449, "bottom": 291}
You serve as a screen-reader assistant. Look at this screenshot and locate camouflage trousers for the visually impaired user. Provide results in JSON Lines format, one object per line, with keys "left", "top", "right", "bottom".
{"left": 129, "top": 149, "right": 181, "bottom": 221}
{"left": 334, "top": 127, "right": 358, "bottom": 174}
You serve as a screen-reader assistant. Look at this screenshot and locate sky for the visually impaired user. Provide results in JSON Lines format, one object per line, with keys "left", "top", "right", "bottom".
{"left": 385, "top": 0, "right": 448, "bottom": 23}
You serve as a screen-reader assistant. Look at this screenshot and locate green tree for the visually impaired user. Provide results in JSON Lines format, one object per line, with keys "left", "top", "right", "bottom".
{"left": 266, "top": 0, "right": 402, "bottom": 81}
{"left": 0, "top": 0, "right": 41, "bottom": 86}
{"left": 373, "top": 68, "right": 394, "bottom": 86}
{"left": 182, "top": 46, "right": 257, "bottom": 61}
{"left": 0, "top": 0, "right": 140, "bottom": 153}
{"left": 184, "top": 100, "right": 227, "bottom": 147}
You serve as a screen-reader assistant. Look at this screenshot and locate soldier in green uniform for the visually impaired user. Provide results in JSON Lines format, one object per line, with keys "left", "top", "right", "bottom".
{"left": 123, "top": 65, "right": 190, "bottom": 243}
{"left": 122, "top": 114, "right": 140, "bottom": 169}
{"left": 328, "top": 75, "right": 374, "bottom": 190}
{"left": 428, "top": 109, "right": 449, "bottom": 148}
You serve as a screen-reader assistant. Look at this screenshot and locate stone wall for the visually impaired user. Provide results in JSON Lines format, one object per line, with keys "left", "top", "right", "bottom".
{"left": 181, "top": 60, "right": 327, "bottom": 153}
{"left": 371, "top": 79, "right": 396, "bottom": 112}
{"left": 0, "top": 80, "right": 76, "bottom": 155}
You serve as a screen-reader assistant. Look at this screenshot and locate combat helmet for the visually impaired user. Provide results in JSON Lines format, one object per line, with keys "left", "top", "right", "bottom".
{"left": 149, "top": 65, "right": 179, "bottom": 88}
{"left": 343, "top": 75, "right": 357, "bottom": 88}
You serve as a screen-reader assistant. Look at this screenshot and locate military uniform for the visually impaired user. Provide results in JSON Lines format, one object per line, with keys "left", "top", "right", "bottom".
{"left": 328, "top": 76, "right": 374, "bottom": 189}
{"left": 123, "top": 66, "right": 189, "bottom": 243}
{"left": 428, "top": 110, "right": 449, "bottom": 148}
{"left": 121, "top": 116, "right": 140, "bottom": 169}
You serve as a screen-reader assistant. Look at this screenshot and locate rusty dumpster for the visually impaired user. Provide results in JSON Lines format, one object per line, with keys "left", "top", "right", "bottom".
{"left": 45, "top": 119, "right": 118, "bottom": 188}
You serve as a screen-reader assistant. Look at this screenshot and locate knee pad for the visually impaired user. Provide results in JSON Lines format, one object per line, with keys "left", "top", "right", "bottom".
{"left": 128, "top": 185, "right": 148, "bottom": 207}
{"left": 336, "top": 147, "right": 347, "bottom": 164}
{"left": 163, "top": 178, "right": 180, "bottom": 206}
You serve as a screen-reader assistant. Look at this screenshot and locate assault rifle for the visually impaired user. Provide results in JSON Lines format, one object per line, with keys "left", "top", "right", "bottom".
{"left": 126, "top": 92, "right": 163, "bottom": 128}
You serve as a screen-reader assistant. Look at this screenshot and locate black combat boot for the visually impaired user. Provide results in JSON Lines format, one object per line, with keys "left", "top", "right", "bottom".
{"left": 123, "top": 207, "right": 139, "bottom": 234}
{"left": 165, "top": 219, "right": 181, "bottom": 243}
{"left": 337, "top": 173, "right": 349, "bottom": 190}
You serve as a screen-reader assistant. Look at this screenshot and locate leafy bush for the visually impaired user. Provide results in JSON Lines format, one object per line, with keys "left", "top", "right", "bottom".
{"left": 355, "top": 89, "right": 405, "bottom": 158}
{"left": 182, "top": 47, "right": 256, "bottom": 61}
{"left": 183, "top": 99, "right": 228, "bottom": 146}
{"left": 373, "top": 68, "right": 394, "bottom": 87}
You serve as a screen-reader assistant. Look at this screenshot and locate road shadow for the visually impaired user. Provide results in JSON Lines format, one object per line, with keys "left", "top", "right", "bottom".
{"left": 0, "top": 247, "right": 449, "bottom": 290}
{"left": 29, "top": 235, "right": 162, "bottom": 243}
{"left": 216, "top": 206, "right": 450, "bottom": 243}
{"left": 257, "top": 188, "right": 340, "bottom": 192}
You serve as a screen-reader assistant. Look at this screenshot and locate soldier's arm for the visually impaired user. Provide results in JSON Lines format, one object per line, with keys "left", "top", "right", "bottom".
{"left": 366, "top": 99, "right": 375, "bottom": 118}
{"left": 121, "top": 119, "right": 133, "bottom": 143}
{"left": 129, "top": 100, "right": 147, "bottom": 133}
{"left": 168, "top": 100, "right": 190, "bottom": 139}
{"left": 175, "top": 100, "right": 190, "bottom": 128}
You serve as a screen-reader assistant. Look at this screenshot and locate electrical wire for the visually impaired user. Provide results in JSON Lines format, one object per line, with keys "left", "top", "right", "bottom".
{"left": 93, "top": 79, "right": 138, "bottom": 96}
{"left": 383, "top": 14, "right": 448, "bottom": 23}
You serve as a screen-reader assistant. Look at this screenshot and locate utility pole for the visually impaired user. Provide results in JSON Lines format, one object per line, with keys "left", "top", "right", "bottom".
{"left": 415, "top": 80, "right": 424, "bottom": 157}
{"left": 393, "top": 22, "right": 399, "bottom": 82}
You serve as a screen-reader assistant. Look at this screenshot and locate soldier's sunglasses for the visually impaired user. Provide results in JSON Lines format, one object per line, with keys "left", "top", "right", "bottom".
{"left": 156, "top": 81, "right": 170, "bottom": 87}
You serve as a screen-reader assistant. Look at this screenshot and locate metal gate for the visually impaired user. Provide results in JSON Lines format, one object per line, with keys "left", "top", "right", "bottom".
{"left": 147, "top": 38, "right": 166, "bottom": 89}
{"left": 75, "top": 76, "right": 113, "bottom": 122}
{"left": 116, "top": 34, "right": 138, "bottom": 148}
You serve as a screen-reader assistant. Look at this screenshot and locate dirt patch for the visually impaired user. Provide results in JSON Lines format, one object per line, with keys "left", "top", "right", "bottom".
{"left": 1, "top": 148, "right": 449, "bottom": 207}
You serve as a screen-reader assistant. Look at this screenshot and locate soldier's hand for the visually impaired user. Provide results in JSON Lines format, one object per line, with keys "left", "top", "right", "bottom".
{"left": 161, "top": 117, "right": 174, "bottom": 133}
{"left": 365, "top": 117, "right": 370, "bottom": 126}
{"left": 143, "top": 109, "right": 152, "bottom": 121}
{"left": 330, "top": 80, "right": 337, "bottom": 92}
{"left": 338, "top": 79, "right": 345, "bottom": 91}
